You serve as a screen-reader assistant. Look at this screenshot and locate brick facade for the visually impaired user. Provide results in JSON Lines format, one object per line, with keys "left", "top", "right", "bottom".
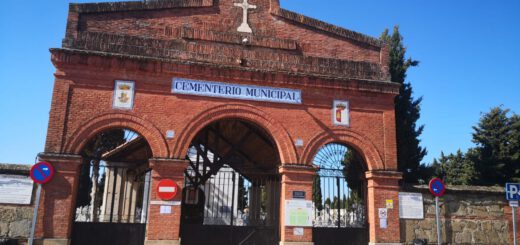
{"left": 40, "top": 0, "right": 402, "bottom": 244}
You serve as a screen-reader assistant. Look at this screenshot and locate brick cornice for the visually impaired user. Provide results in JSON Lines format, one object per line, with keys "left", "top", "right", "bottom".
{"left": 69, "top": 0, "right": 214, "bottom": 14}
{"left": 50, "top": 48, "right": 400, "bottom": 95}
{"left": 61, "top": 31, "right": 389, "bottom": 82}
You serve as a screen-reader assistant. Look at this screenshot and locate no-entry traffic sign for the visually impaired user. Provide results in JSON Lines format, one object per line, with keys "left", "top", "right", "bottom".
{"left": 429, "top": 178, "right": 446, "bottom": 197}
{"left": 30, "top": 162, "right": 54, "bottom": 184}
{"left": 157, "top": 179, "right": 179, "bottom": 200}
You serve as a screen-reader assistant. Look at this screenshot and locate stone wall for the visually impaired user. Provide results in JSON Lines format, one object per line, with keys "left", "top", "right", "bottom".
{"left": 400, "top": 185, "right": 513, "bottom": 245}
{"left": 0, "top": 163, "right": 34, "bottom": 244}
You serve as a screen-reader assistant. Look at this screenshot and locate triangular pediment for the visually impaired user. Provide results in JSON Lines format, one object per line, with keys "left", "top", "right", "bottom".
{"left": 59, "top": 0, "right": 390, "bottom": 82}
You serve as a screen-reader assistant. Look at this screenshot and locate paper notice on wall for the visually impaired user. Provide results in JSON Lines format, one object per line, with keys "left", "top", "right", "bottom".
{"left": 285, "top": 200, "right": 313, "bottom": 227}
{"left": 0, "top": 174, "right": 33, "bottom": 205}
{"left": 160, "top": 205, "right": 172, "bottom": 214}
{"left": 380, "top": 218, "right": 387, "bottom": 229}
{"left": 293, "top": 227, "right": 304, "bottom": 236}
{"left": 399, "top": 192, "right": 424, "bottom": 219}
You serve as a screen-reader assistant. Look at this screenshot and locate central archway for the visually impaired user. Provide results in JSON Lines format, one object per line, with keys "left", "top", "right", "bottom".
{"left": 180, "top": 118, "right": 281, "bottom": 245}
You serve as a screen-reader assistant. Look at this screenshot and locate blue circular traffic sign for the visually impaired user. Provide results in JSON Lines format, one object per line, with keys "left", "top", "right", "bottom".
{"left": 429, "top": 178, "right": 446, "bottom": 197}
{"left": 30, "top": 162, "right": 54, "bottom": 184}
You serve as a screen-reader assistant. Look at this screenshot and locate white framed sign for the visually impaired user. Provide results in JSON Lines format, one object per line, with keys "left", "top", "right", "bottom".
{"left": 398, "top": 192, "right": 424, "bottom": 219}
{"left": 172, "top": 78, "right": 302, "bottom": 104}
{"left": 333, "top": 100, "right": 350, "bottom": 126}
{"left": 0, "top": 174, "right": 34, "bottom": 205}
{"left": 284, "top": 200, "right": 313, "bottom": 227}
{"left": 113, "top": 80, "right": 135, "bottom": 110}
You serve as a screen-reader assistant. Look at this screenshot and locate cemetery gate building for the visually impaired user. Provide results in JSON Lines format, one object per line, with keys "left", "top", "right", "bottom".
{"left": 38, "top": 0, "right": 402, "bottom": 244}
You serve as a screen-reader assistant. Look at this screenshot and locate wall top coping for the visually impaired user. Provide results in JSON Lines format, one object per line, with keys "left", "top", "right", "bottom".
{"left": 403, "top": 184, "right": 505, "bottom": 194}
{"left": 0, "top": 163, "right": 31, "bottom": 176}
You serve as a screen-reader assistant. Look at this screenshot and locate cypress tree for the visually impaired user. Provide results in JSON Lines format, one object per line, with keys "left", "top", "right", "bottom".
{"left": 381, "top": 26, "right": 426, "bottom": 183}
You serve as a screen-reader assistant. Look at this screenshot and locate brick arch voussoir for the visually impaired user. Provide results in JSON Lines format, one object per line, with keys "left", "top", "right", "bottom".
{"left": 173, "top": 104, "right": 297, "bottom": 164}
{"left": 301, "top": 129, "right": 384, "bottom": 171}
{"left": 65, "top": 113, "right": 169, "bottom": 158}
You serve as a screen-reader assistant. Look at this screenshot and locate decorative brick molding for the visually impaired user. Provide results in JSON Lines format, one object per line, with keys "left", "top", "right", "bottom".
{"left": 179, "top": 27, "right": 299, "bottom": 51}
{"left": 173, "top": 103, "right": 297, "bottom": 164}
{"left": 271, "top": 8, "right": 382, "bottom": 48}
{"left": 301, "top": 129, "right": 386, "bottom": 170}
{"left": 50, "top": 48, "right": 399, "bottom": 95}
{"left": 63, "top": 113, "right": 169, "bottom": 158}
{"left": 61, "top": 31, "right": 388, "bottom": 81}
{"left": 69, "top": 0, "right": 214, "bottom": 14}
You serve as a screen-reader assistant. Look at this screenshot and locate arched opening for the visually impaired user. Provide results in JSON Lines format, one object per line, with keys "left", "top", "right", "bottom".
{"left": 180, "top": 119, "right": 281, "bottom": 245}
{"left": 71, "top": 128, "right": 153, "bottom": 245}
{"left": 311, "top": 142, "right": 368, "bottom": 245}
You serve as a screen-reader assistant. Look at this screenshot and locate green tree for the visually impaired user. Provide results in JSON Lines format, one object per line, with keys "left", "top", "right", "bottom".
{"left": 431, "top": 150, "right": 477, "bottom": 185}
{"left": 342, "top": 148, "right": 364, "bottom": 197}
{"left": 312, "top": 175, "right": 323, "bottom": 211}
{"left": 472, "top": 107, "right": 520, "bottom": 185}
{"left": 324, "top": 198, "right": 331, "bottom": 208}
{"left": 509, "top": 114, "right": 520, "bottom": 182}
{"left": 381, "top": 26, "right": 426, "bottom": 183}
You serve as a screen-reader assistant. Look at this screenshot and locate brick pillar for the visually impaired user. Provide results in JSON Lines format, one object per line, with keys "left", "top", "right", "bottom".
{"left": 145, "top": 158, "right": 188, "bottom": 245}
{"left": 35, "top": 153, "right": 83, "bottom": 245}
{"left": 365, "top": 171, "right": 402, "bottom": 244}
{"left": 279, "top": 164, "right": 316, "bottom": 245}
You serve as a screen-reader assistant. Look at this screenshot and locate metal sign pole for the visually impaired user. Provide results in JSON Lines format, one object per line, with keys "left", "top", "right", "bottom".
{"left": 29, "top": 184, "right": 42, "bottom": 245}
{"left": 435, "top": 196, "right": 441, "bottom": 245}
{"left": 514, "top": 206, "right": 517, "bottom": 245}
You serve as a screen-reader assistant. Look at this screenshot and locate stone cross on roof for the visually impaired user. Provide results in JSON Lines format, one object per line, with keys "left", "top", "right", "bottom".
{"left": 234, "top": 0, "right": 257, "bottom": 33}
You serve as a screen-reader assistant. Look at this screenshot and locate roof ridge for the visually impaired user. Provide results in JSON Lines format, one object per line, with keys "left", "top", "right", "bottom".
{"left": 272, "top": 8, "right": 382, "bottom": 48}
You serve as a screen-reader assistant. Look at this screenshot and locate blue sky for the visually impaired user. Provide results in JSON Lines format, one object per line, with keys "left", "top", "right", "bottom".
{"left": 0, "top": 0, "right": 518, "bottom": 165}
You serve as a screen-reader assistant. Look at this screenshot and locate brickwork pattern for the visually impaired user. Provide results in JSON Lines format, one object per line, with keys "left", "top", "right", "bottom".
{"left": 39, "top": 0, "right": 404, "bottom": 243}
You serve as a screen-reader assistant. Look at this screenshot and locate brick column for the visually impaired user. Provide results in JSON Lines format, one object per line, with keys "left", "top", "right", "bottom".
{"left": 279, "top": 164, "right": 317, "bottom": 245}
{"left": 145, "top": 158, "right": 188, "bottom": 245}
{"left": 35, "top": 153, "right": 83, "bottom": 245}
{"left": 365, "top": 171, "right": 402, "bottom": 244}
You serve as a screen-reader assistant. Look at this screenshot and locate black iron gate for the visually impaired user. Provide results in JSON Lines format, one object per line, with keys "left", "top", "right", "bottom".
{"left": 71, "top": 163, "right": 151, "bottom": 245}
{"left": 312, "top": 143, "right": 368, "bottom": 245}
{"left": 181, "top": 169, "right": 280, "bottom": 245}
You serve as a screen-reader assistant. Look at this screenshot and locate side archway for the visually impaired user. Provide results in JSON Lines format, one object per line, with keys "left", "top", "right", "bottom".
{"left": 173, "top": 103, "right": 297, "bottom": 164}
{"left": 301, "top": 129, "right": 385, "bottom": 170}
{"left": 65, "top": 113, "right": 169, "bottom": 158}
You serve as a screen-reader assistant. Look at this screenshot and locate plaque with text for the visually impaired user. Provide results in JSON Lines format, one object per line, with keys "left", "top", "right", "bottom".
{"left": 398, "top": 192, "right": 424, "bottom": 219}
{"left": 0, "top": 174, "right": 34, "bottom": 205}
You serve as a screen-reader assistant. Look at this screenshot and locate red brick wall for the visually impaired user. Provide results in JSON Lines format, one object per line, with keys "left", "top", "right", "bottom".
{"left": 46, "top": 52, "right": 397, "bottom": 170}
{"left": 72, "top": 0, "right": 381, "bottom": 64}
{"left": 40, "top": 0, "right": 403, "bottom": 243}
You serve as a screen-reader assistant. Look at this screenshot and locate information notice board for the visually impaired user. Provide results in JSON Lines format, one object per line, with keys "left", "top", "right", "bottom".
{"left": 398, "top": 192, "right": 424, "bottom": 219}
{"left": 284, "top": 200, "right": 313, "bottom": 227}
{"left": 0, "top": 174, "right": 34, "bottom": 205}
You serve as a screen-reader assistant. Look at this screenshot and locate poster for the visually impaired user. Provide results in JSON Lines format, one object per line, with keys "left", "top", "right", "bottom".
{"left": 0, "top": 174, "right": 33, "bottom": 205}
{"left": 285, "top": 200, "right": 313, "bottom": 227}
{"left": 333, "top": 100, "right": 350, "bottom": 126}
{"left": 398, "top": 192, "right": 424, "bottom": 219}
{"left": 113, "top": 80, "right": 135, "bottom": 110}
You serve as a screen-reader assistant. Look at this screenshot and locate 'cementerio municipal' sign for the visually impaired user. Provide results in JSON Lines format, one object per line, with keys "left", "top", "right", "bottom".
{"left": 172, "top": 78, "right": 302, "bottom": 104}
